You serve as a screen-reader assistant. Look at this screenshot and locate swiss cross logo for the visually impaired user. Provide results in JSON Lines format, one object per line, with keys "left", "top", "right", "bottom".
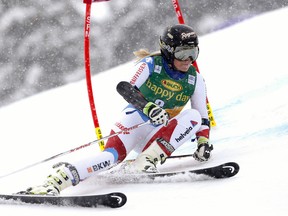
{"left": 87, "top": 167, "right": 93, "bottom": 173}
{"left": 191, "top": 120, "right": 198, "bottom": 127}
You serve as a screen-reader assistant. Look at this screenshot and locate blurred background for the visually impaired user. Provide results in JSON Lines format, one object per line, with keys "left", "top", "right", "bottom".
{"left": 0, "top": 0, "right": 287, "bottom": 107}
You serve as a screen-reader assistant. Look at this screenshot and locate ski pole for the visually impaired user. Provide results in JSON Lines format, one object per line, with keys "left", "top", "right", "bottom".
{"left": 171, "top": 0, "right": 216, "bottom": 127}
{"left": 0, "top": 121, "right": 150, "bottom": 179}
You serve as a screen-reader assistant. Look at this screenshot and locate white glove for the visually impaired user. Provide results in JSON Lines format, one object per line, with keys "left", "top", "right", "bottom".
{"left": 193, "top": 137, "right": 213, "bottom": 162}
{"left": 143, "top": 102, "right": 169, "bottom": 126}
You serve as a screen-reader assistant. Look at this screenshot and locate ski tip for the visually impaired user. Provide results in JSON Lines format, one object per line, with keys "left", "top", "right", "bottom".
{"left": 108, "top": 192, "right": 127, "bottom": 208}
{"left": 221, "top": 162, "right": 240, "bottom": 178}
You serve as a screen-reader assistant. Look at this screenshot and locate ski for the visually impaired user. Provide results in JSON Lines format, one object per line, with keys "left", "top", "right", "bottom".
{"left": 116, "top": 81, "right": 148, "bottom": 111}
{"left": 146, "top": 162, "right": 240, "bottom": 179}
{"left": 102, "top": 162, "right": 240, "bottom": 183}
{"left": 0, "top": 192, "right": 127, "bottom": 208}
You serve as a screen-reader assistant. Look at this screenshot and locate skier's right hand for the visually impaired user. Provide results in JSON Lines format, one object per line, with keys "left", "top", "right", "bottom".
{"left": 143, "top": 102, "right": 169, "bottom": 126}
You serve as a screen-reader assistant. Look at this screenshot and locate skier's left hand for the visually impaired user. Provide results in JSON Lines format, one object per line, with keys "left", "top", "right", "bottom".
{"left": 193, "top": 137, "right": 213, "bottom": 162}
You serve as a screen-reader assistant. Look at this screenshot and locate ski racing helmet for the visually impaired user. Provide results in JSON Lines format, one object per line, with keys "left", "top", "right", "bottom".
{"left": 159, "top": 24, "right": 199, "bottom": 65}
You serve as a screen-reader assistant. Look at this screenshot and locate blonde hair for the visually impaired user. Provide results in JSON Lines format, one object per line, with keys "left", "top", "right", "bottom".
{"left": 133, "top": 49, "right": 161, "bottom": 62}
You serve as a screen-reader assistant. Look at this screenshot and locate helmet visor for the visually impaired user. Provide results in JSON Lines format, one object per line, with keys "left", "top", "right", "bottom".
{"left": 174, "top": 46, "right": 199, "bottom": 61}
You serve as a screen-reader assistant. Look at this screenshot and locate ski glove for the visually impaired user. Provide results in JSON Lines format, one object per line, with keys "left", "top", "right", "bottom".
{"left": 193, "top": 137, "right": 213, "bottom": 162}
{"left": 143, "top": 102, "right": 169, "bottom": 126}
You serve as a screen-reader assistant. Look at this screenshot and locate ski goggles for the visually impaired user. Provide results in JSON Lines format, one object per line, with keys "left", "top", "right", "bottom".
{"left": 174, "top": 46, "right": 199, "bottom": 61}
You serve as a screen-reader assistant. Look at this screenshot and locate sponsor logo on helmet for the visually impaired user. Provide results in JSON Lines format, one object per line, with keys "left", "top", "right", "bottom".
{"left": 167, "top": 33, "right": 173, "bottom": 39}
{"left": 162, "top": 79, "right": 183, "bottom": 91}
{"left": 181, "top": 32, "right": 196, "bottom": 40}
{"left": 160, "top": 40, "right": 174, "bottom": 53}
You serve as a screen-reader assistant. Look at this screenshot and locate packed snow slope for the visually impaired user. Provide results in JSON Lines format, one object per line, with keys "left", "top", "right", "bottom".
{"left": 0, "top": 7, "right": 287, "bottom": 216}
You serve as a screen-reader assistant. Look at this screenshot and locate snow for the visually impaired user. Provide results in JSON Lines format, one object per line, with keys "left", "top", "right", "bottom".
{"left": 0, "top": 7, "right": 288, "bottom": 216}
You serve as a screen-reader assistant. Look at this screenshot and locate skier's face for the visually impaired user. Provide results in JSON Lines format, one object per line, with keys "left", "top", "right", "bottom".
{"left": 173, "top": 58, "right": 192, "bottom": 72}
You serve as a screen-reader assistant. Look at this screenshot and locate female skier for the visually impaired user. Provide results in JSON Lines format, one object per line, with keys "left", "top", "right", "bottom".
{"left": 20, "top": 24, "right": 213, "bottom": 195}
